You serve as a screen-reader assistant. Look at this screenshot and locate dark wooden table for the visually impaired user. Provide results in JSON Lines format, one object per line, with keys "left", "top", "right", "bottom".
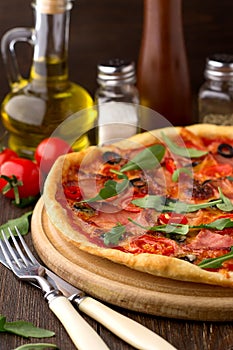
{"left": 1, "top": 1, "right": 233, "bottom": 348}
{"left": 0, "top": 183, "right": 233, "bottom": 350}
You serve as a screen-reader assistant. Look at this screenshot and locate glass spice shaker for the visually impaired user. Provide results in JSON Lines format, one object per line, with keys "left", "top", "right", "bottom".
{"left": 95, "top": 58, "right": 140, "bottom": 145}
{"left": 198, "top": 54, "right": 233, "bottom": 125}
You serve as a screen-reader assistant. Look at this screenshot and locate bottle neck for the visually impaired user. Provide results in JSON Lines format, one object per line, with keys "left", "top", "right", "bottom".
{"left": 30, "top": 0, "right": 72, "bottom": 83}
{"left": 142, "top": 0, "right": 183, "bottom": 54}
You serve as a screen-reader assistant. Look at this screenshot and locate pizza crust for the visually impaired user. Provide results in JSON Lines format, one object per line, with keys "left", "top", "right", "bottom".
{"left": 43, "top": 124, "right": 233, "bottom": 288}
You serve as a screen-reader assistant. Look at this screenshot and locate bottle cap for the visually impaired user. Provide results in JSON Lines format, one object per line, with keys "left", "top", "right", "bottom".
{"left": 205, "top": 54, "right": 233, "bottom": 81}
{"left": 34, "top": 0, "right": 73, "bottom": 14}
{"left": 97, "top": 59, "right": 136, "bottom": 86}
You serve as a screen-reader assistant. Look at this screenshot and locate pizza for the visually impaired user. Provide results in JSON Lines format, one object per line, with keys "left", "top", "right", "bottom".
{"left": 43, "top": 124, "right": 233, "bottom": 288}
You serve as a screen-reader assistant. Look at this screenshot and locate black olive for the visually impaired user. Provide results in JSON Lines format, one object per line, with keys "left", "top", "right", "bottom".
{"left": 102, "top": 151, "right": 122, "bottom": 164}
{"left": 184, "top": 161, "right": 201, "bottom": 167}
{"left": 130, "top": 177, "right": 147, "bottom": 188}
{"left": 191, "top": 161, "right": 201, "bottom": 167}
{"left": 217, "top": 143, "right": 233, "bottom": 158}
{"left": 73, "top": 202, "right": 95, "bottom": 215}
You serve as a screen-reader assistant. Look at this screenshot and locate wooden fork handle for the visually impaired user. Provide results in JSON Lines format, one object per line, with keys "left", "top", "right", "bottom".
{"left": 49, "top": 295, "right": 109, "bottom": 350}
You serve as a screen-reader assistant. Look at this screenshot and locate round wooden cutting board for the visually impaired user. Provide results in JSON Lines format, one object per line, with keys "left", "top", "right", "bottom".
{"left": 31, "top": 197, "right": 233, "bottom": 321}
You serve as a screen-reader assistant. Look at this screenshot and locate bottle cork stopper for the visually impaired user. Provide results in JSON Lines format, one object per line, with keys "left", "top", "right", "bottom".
{"left": 36, "top": 0, "right": 71, "bottom": 14}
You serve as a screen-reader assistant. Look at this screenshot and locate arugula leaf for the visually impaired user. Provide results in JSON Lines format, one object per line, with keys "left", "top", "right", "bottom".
{"left": 216, "top": 187, "right": 233, "bottom": 212}
{"left": 121, "top": 144, "right": 165, "bottom": 172}
{"left": 0, "top": 315, "right": 54, "bottom": 338}
{"left": 128, "top": 218, "right": 189, "bottom": 235}
{"left": 198, "top": 246, "right": 233, "bottom": 269}
{"left": 0, "top": 315, "right": 6, "bottom": 330}
{"left": 161, "top": 132, "right": 208, "bottom": 158}
{"left": 4, "top": 321, "right": 54, "bottom": 338}
{"left": 131, "top": 195, "right": 222, "bottom": 213}
{"left": 12, "top": 195, "right": 39, "bottom": 208}
{"left": 191, "top": 218, "right": 233, "bottom": 230}
{"left": 103, "top": 223, "right": 126, "bottom": 245}
{"left": 14, "top": 344, "right": 58, "bottom": 350}
{"left": 171, "top": 199, "right": 222, "bottom": 213}
{"left": 83, "top": 174, "right": 129, "bottom": 203}
{"left": 0, "top": 211, "right": 32, "bottom": 239}
{"left": 131, "top": 195, "right": 167, "bottom": 211}
{"left": 171, "top": 167, "right": 192, "bottom": 182}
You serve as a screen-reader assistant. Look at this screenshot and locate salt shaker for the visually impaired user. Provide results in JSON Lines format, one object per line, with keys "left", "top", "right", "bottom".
{"left": 95, "top": 58, "right": 140, "bottom": 145}
{"left": 198, "top": 54, "right": 233, "bottom": 125}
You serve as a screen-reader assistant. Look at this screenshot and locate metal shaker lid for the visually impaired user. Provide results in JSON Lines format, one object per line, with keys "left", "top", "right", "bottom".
{"left": 97, "top": 58, "right": 136, "bottom": 85}
{"left": 205, "top": 53, "right": 233, "bottom": 81}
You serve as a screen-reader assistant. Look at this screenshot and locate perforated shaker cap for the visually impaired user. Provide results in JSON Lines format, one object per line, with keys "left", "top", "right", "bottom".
{"left": 205, "top": 53, "right": 233, "bottom": 81}
{"left": 97, "top": 59, "right": 136, "bottom": 86}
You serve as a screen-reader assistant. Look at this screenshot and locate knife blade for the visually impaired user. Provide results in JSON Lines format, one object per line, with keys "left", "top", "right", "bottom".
{"left": 0, "top": 248, "right": 177, "bottom": 350}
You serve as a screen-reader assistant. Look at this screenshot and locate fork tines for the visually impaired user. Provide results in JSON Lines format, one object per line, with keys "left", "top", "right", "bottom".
{"left": 0, "top": 226, "right": 36, "bottom": 269}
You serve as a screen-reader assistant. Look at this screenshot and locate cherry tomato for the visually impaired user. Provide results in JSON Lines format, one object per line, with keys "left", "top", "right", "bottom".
{"left": 164, "top": 157, "right": 176, "bottom": 174}
{"left": 0, "top": 148, "right": 18, "bottom": 168}
{"left": 0, "top": 158, "right": 40, "bottom": 200}
{"left": 123, "top": 234, "right": 178, "bottom": 255}
{"left": 64, "top": 185, "right": 82, "bottom": 201}
{"left": 158, "top": 213, "right": 188, "bottom": 225}
{"left": 35, "top": 137, "right": 73, "bottom": 174}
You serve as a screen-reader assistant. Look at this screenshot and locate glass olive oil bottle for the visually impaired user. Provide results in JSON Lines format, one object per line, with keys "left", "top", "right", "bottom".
{"left": 1, "top": 0, "right": 93, "bottom": 158}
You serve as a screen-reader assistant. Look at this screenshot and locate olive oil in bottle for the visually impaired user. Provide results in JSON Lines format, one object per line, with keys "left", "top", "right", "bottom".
{"left": 1, "top": 0, "right": 93, "bottom": 158}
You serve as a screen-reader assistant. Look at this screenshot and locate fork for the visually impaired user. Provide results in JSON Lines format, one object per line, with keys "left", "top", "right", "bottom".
{"left": 0, "top": 226, "right": 109, "bottom": 350}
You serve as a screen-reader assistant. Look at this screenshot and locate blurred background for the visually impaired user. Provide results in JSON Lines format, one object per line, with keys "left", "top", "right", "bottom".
{"left": 0, "top": 0, "right": 233, "bottom": 122}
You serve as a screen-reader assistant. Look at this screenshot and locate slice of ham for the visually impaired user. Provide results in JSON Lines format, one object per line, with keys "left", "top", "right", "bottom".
{"left": 187, "top": 229, "right": 233, "bottom": 250}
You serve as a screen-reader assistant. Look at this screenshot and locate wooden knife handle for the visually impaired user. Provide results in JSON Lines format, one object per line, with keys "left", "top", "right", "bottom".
{"left": 78, "top": 296, "right": 177, "bottom": 350}
{"left": 49, "top": 295, "right": 109, "bottom": 350}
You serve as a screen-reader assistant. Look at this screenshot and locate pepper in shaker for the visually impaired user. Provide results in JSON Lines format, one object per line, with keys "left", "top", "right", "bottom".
{"left": 198, "top": 53, "right": 233, "bottom": 125}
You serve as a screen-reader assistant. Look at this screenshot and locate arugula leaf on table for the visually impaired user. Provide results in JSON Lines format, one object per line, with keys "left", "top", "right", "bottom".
{"left": 0, "top": 315, "right": 55, "bottom": 338}
{"left": 198, "top": 246, "right": 233, "bottom": 269}
{"left": 0, "top": 211, "right": 32, "bottom": 239}
{"left": 12, "top": 195, "right": 40, "bottom": 208}
{"left": 121, "top": 144, "right": 165, "bottom": 172}
{"left": 14, "top": 344, "right": 58, "bottom": 350}
{"left": 161, "top": 132, "right": 208, "bottom": 158}
{"left": 103, "top": 223, "right": 126, "bottom": 245}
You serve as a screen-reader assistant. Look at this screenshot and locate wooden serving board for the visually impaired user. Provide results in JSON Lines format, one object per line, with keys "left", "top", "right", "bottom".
{"left": 31, "top": 197, "right": 233, "bottom": 321}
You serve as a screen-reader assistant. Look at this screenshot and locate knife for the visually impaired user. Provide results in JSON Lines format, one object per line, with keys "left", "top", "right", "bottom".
{"left": 0, "top": 248, "right": 177, "bottom": 350}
